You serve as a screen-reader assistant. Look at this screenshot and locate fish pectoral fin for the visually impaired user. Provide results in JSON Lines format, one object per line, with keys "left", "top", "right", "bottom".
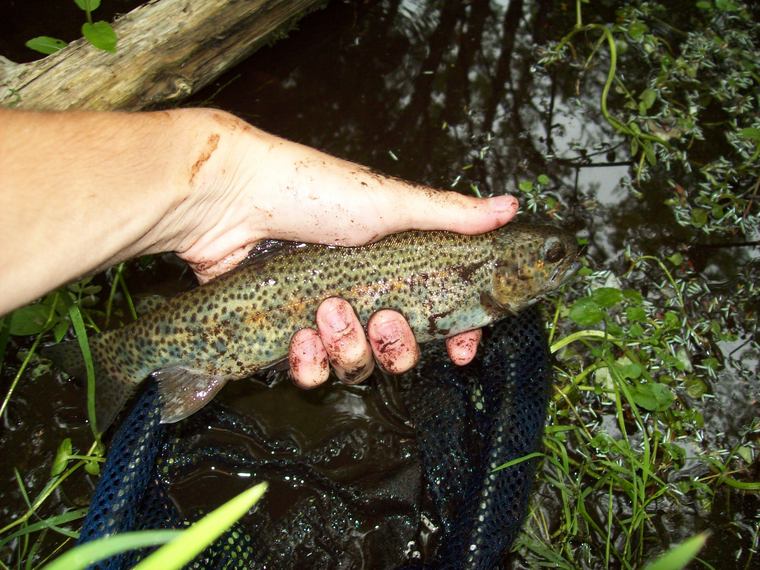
{"left": 153, "top": 366, "right": 229, "bottom": 424}
{"left": 259, "top": 357, "right": 289, "bottom": 373}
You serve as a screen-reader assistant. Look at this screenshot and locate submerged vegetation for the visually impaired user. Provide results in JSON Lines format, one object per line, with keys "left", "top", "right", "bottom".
{"left": 517, "top": 1, "right": 759, "bottom": 567}
{"left": 1, "top": 0, "right": 758, "bottom": 568}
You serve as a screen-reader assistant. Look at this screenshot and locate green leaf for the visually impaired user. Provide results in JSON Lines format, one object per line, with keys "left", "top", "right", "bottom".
{"left": 667, "top": 252, "right": 684, "bottom": 266}
{"left": 84, "top": 460, "right": 101, "bottom": 476}
{"left": 569, "top": 298, "right": 604, "bottom": 326}
{"left": 132, "top": 482, "right": 268, "bottom": 570}
{"left": 642, "top": 140, "right": 656, "bottom": 166}
{"left": 74, "top": 0, "right": 101, "bottom": 11}
{"left": 696, "top": 0, "right": 712, "bottom": 9}
{"left": 675, "top": 348, "right": 693, "bottom": 372}
{"left": 82, "top": 21, "right": 117, "bottom": 53}
{"left": 664, "top": 311, "right": 680, "bottom": 328}
{"left": 591, "top": 287, "right": 624, "bottom": 308}
{"left": 738, "top": 127, "right": 760, "bottom": 144}
{"left": 51, "top": 438, "right": 73, "bottom": 478}
{"left": 606, "top": 322, "right": 623, "bottom": 337}
{"left": 614, "top": 358, "right": 642, "bottom": 380}
{"left": 684, "top": 376, "right": 708, "bottom": 398}
{"left": 629, "top": 323, "right": 644, "bottom": 337}
{"left": 639, "top": 88, "right": 657, "bottom": 113}
{"left": 631, "top": 382, "right": 675, "bottom": 411}
{"left": 25, "top": 36, "right": 68, "bottom": 55}
{"left": 702, "top": 356, "right": 720, "bottom": 371}
{"left": 53, "top": 319, "right": 70, "bottom": 343}
{"left": 644, "top": 532, "right": 710, "bottom": 570}
{"left": 628, "top": 21, "right": 648, "bottom": 40}
{"left": 41, "top": 531, "right": 180, "bottom": 570}
{"left": 714, "top": 0, "right": 738, "bottom": 11}
{"left": 626, "top": 306, "right": 647, "bottom": 323}
{"left": 690, "top": 208, "right": 708, "bottom": 227}
{"left": 518, "top": 180, "right": 533, "bottom": 192}
{"left": 537, "top": 174, "right": 550, "bottom": 186}
{"left": 736, "top": 445, "right": 753, "bottom": 464}
{"left": 662, "top": 442, "right": 686, "bottom": 464}
{"left": 9, "top": 304, "right": 50, "bottom": 336}
{"left": 622, "top": 288, "right": 643, "bottom": 304}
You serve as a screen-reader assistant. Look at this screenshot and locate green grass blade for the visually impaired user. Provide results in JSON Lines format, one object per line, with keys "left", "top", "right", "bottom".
{"left": 492, "top": 452, "right": 544, "bottom": 472}
{"left": 0, "top": 508, "right": 87, "bottom": 551}
{"left": 644, "top": 532, "right": 710, "bottom": 570}
{"left": 40, "top": 530, "right": 180, "bottom": 570}
{"left": 132, "top": 482, "right": 268, "bottom": 570}
{"left": 67, "top": 305, "right": 99, "bottom": 437}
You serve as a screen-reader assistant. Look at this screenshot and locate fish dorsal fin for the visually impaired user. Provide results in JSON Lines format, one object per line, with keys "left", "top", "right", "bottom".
{"left": 153, "top": 366, "right": 229, "bottom": 423}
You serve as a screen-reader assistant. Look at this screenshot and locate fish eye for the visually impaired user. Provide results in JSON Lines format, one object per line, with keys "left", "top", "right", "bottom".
{"left": 543, "top": 237, "right": 566, "bottom": 264}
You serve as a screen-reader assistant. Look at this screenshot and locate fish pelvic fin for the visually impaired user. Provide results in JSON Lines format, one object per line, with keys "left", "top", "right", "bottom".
{"left": 42, "top": 336, "right": 144, "bottom": 434}
{"left": 153, "top": 366, "right": 229, "bottom": 423}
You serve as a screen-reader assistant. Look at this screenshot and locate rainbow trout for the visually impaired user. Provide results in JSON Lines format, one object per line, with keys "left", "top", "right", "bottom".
{"left": 47, "top": 223, "right": 577, "bottom": 431}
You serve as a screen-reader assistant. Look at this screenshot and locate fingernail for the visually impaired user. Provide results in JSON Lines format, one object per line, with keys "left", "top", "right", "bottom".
{"left": 371, "top": 312, "right": 401, "bottom": 340}
{"left": 323, "top": 303, "right": 349, "bottom": 333}
{"left": 489, "top": 195, "right": 519, "bottom": 214}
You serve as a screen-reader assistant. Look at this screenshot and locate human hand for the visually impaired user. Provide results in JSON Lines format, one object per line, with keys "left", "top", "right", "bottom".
{"left": 168, "top": 109, "right": 519, "bottom": 386}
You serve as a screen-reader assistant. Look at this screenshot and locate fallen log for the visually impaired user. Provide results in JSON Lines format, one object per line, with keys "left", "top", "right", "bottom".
{"left": 0, "top": 0, "right": 325, "bottom": 111}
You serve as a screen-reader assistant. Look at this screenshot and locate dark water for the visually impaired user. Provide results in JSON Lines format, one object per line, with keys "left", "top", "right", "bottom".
{"left": 1, "top": 0, "right": 757, "bottom": 567}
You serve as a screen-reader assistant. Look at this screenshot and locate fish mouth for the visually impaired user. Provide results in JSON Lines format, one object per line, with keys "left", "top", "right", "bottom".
{"left": 549, "top": 260, "right": 581, "bottom": 285}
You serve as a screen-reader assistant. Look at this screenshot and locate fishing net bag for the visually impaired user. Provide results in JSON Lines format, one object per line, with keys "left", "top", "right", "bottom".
{"left": 78, "top": 307, "right": 552, "bottom": 569}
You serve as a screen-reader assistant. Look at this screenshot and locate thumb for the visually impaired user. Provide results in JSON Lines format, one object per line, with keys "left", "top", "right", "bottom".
{"left": 387, "top": 189, "right": 519, "bottom": 237}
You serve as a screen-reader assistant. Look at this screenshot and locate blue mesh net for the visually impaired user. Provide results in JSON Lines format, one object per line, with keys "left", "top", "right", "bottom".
{"left": 79, "top": 307, "right": 551, "bottom": 569}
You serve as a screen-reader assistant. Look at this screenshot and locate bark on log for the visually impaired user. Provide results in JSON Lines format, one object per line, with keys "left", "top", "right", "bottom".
{"left": 0, "top": 0, "right": 325, "bottom": 111}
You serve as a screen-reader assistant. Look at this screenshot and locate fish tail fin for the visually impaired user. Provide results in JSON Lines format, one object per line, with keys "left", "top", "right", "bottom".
{"left": 43, "top": 336, "right": 143, "bottom": 433}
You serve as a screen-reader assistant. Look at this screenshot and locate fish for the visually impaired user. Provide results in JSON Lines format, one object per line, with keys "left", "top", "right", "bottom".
{"left": 45, "top": 223, "right": 578, "bottom": 432}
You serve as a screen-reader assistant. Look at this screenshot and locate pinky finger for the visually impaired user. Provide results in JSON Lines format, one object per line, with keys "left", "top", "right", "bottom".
{"left": 445, "top": 329, "right": 482, "bottom": 366}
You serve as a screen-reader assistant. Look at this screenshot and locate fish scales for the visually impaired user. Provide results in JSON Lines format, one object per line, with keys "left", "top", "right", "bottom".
{"left": 45, "top": 223, "right": 578, "bottom": 432}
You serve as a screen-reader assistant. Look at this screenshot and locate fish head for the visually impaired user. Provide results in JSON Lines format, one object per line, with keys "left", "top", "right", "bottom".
{"left": 489, "top": 224, "right": 579, "bottom": 313}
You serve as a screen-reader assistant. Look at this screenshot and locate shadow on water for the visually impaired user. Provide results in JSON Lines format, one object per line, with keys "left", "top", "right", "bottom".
{"left": 1, "top": 0, "right": 757, "bottom": 567}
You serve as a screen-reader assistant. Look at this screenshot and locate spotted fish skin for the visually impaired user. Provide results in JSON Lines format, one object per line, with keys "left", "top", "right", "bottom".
{"left": 46, "top": 223, "right": 577, "bottom": 431}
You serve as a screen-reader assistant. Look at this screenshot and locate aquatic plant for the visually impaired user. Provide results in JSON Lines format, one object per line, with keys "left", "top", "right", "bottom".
{"left": 26, "top": 0, "right": 117, "bottom": 55}
{"left": 538, "top": 0, "right": 759, "bottom": 236}
{"left": 513, "top": 0, "right": 759, "bottom": 567}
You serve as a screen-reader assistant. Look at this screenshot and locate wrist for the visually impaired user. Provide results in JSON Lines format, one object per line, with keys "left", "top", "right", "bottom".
{"left": 138, "top": 108, "right": 250, "bottom": 257}
{"left": 158, "top": 108, "right": 276, "bottom": 268}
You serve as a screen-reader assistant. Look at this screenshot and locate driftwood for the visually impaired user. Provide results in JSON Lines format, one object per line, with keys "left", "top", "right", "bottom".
{"left": 0, "top": 0, "right": 325, "bottom": 111}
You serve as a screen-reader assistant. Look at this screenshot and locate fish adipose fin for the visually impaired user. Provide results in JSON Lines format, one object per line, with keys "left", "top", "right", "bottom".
{"left": 43, "top": 339, "right": 143, "bottom": 434}
{"left": 153, "top": 366, "right": 229, "bottom": 423}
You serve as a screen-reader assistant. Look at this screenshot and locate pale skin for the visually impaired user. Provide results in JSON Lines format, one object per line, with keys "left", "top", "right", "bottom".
{"left": 0, "top": 108, "right": 518, "bottom": 386}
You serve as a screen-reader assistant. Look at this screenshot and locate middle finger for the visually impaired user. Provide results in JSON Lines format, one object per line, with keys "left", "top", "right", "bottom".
{"left": 316, "top": 297, "right": 375, "bottom": 384}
